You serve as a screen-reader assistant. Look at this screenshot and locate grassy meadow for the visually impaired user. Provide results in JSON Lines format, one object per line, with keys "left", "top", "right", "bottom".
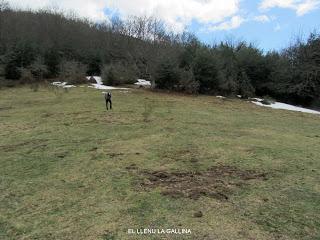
{"left": 0, "top": 85, "right": 319, "bottom": 240}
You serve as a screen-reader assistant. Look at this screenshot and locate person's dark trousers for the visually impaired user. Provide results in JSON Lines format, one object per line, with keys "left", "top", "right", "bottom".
{"left": 106, "top": 99, "right": 112, "bottom": 110}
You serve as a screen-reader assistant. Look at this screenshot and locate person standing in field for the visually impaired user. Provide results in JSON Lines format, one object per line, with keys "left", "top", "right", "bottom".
{"left": 104, "top": 92, "right": 112, "bottom": 110}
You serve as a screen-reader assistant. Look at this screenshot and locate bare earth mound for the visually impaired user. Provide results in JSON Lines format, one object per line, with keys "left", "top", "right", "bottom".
{"left": 134, "top": 165, "right": 268, "bottom": 201}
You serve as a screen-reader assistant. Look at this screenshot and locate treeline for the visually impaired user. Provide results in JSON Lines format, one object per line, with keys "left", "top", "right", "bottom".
{"left": 0, "top": 1, "right": 319, "bottom": 107}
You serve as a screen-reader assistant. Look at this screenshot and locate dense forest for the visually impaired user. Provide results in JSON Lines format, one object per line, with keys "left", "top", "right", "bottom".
{"left": 0, "top": 1, "right": 319, "bottom": 108}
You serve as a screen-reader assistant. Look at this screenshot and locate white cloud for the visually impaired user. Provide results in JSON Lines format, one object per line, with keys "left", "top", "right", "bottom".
{"left": 260, "top": 0, "right": 320, "bottom": 16}
{"left": 8, "top": 0, "right": 243, "bottom": 32}
{"left": 107, "top": 0, "right": 240, "bottom": 23}
{"left": 296, "top": 0, "right": 320, "bottom": 14}
{"left": 254, "top": 15, "right": 271, "bottom": 22}
{"left": 209, "top": 15, "right": 244, "bottom": 31}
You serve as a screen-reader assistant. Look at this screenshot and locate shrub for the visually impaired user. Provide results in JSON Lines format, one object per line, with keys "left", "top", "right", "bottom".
{"left": 238, "top": 70, "right": 255, "bottom": 98}
{"left": 178, "top": 69, "right": 199, "bottom": 94}
{"left": 60, "top": 61, "right": 87, "bottom": 84}
{"left": 86, "top": 55, "right": 102, "bottom": 76}
{"left": 30, "top": 82, "right": 40, "bottom": 92}
{"left": 217, "top": 71, "right": 238, "bottom": 96}
{"left": 5, "top": 61, "right": 21, "bottom": 80}
{"left": 0, "top": 63, "right": 5, "bottom": 77}
{"left": 30, "top": 59, "right": 48, "bottom": 81}
{"left": 261, "top": 99, "right": 272, "bottom": 105}
{"left": 0, "top": 78, "right": 16, "bottom": 88}
{"left": 20, "top": 68, "right": 35, "bottom": 84}
{"left": 4, "top": 41, "right": 37, "bottom": 80}
{"left": 102, "top": 65, "right": 116, "bottom": 86}
{"left": 193, "top": 49, "right": 219, "bottom": 93}
{"left": 102, "top": 63, "right": 137, "bottom": 86}
{"left": 261, "top": 96, "right": 275, "bottom": 105}
{"left": 44, "top": 49, "right": 61, "bottom": 78}
{"left": 155, "top": 59, "right": 180, "bottom": 90}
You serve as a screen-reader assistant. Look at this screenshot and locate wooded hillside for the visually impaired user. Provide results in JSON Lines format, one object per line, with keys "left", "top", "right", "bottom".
{"left": 0, "top": 0, "right": 319, "bottom": 108}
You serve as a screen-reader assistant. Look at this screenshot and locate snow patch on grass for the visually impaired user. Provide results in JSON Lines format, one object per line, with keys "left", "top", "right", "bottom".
{"left": 52, "top": 82, "right": 76, "bottom": 88}
{"left": 86, "top": 76, "right": 129, "bottom": 90}
{"left": 86, "top": 76, "right": 102, "bottom": 85}
{"left": 89, "top": 84, "right": 128, "bottom": 90}
{"left": 252, "top": 100, "right": 320, "bottom": 115}
{"left": 134, "top": 79, "right": 151, "bottom": 86}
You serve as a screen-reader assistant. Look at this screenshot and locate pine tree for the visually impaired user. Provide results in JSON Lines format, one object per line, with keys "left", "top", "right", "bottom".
{"left": 44, "top": 48, "right": 61, "bottom": 78}
{"left": 155, "top": 59, "right": 180, "bottom": 90}
{"left": 238, "top": 70, "right": 254, "bottom": 98}
{"left": 86, "top": 54, "right": 102, "bottom": 76}
{"left": 193, "top": 48, "right": 218, "bottom": 93}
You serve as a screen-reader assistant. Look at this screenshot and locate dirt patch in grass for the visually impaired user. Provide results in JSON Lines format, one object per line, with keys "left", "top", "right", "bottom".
{"left": 107, "top": 152, "right": 124, "bottom": 158}
{"left": 0, "top": 106, "right": 12, "bottom": 111}
{"left": 0, "top": 139, "right": 47, "bottom": 152}
{"left": 137, "top": 165, "right": 268, "bottom": 200}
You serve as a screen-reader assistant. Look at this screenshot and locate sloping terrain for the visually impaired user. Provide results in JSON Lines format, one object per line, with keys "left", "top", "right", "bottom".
{"left": 0, "top": 86, "right": 319, "bottom": 240}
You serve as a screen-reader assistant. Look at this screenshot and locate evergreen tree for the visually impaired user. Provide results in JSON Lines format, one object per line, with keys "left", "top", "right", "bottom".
{"left": 102, "top": 63, "right": 137, "bottom": 86}
{"left": 86, "top": 54, "right": 102, "bottom": 76}
{"left": 30, "top": 58, "right": 48, "bottom": 81}
{"left": 238, "top": 70, "right": 254, "bottom": 98}
{"left": 44, "top": 48, "right": 61, "bottom": 78}
{"left": 178, "top": 68, "right": 199, "bottom": 94}
{"left": 155, "top": 59, "right": 180, "bottom": 89}
{"left": 215, "top": 43, "right": 239, "bottom": 95}
{"left": 4, "top": 41, "right": 37, "bottom": 79}
{"left": 5, "top": 60, "right": 21, "bottom": 80}
{"left": 193, "top": 48, "right": 218, "bottom": 93}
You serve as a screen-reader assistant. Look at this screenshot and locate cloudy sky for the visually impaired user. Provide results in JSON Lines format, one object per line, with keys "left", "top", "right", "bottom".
{"left": 8, "top": 0, "right": 320, "bottom": 51}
